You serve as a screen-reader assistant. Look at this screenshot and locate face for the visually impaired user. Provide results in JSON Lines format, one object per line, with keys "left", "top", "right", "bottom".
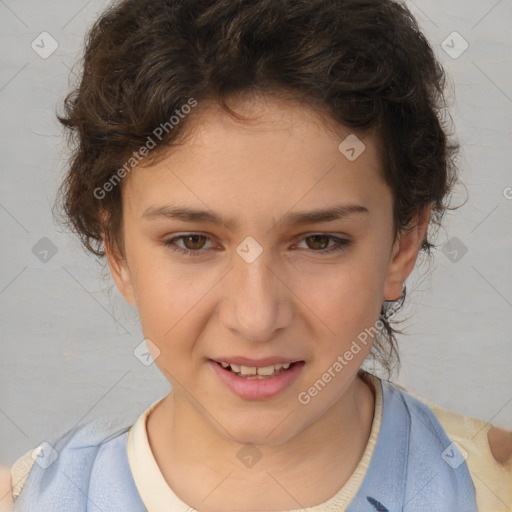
{"left": 107, "top": 95, "right": 424, "bottom": 445}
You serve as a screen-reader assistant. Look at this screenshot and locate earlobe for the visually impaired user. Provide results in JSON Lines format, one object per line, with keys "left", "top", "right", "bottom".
{"left": 103, "top": 234, "right": 137, "bottom": 307}
{"left": 383, "top": 207, "right": 430, "bottom": 301}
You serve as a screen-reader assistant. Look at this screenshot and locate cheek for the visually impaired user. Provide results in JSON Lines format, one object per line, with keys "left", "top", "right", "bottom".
{"left": 294, "top": 254, "right": 388, "bottom": 355}
{"left": 123, "top": 238, "right": 182, "bottom": 337}
{"left": 134, "top": 268, "right": 194, "bottom": 341}
{"left": 131, "top": 264, "right": 202, "bottom": 380}
{"left": 126, "top": 243, "right": 218, "bottom": 362}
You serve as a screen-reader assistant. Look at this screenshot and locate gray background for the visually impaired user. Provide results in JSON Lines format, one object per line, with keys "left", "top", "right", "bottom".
{"left": 1, "top": 0, "right": 511, "bottom": 467}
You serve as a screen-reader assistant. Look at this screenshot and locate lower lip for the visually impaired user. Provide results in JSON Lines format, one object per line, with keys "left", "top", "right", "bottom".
{"left": 208, "top": 360, "right": 305, "bottom": 400}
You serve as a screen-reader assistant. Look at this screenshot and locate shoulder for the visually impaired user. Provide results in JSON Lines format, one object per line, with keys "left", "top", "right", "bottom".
{"left": 0, "top": 466, "right": 13, "bottom": 511}
{"left": 406, "top": 386, "right": 512, "bottom": 466}
{"left": 9, "top": 449, "right": 35, "bottom": 501}
{"left": 392, "top": 380, "right": 512, "bottom": 511}
{"left": 10, "top": 419, "right": 131, "bottom": 505}
{"left": 487, "top": 425, "right": 512, "bottom": 464}
{"left": 0, "top": 450, "right": 35, "bottom": 507}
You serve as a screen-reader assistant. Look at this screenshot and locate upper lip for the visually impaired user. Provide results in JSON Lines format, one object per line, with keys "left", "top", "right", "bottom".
{"left": 211, "top": 356, "right": 304, "bottom": 367}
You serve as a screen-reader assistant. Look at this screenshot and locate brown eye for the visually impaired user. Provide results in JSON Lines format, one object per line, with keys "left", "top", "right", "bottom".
{"left": 181, "top": 234, "right": 207, "bottom": 250}
{"left": 163, "top": 233, "right": 213, "bottom": 256}
{"left": 305, "top": 234, "right": 331, "bottom": 250}
{"left": 295, "top": 234, "right": 351, "bottom": 254}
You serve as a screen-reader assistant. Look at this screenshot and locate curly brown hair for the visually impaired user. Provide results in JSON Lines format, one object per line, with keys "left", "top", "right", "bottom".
{"left": 55, "top": 0, "right": 459, "bottom": 377}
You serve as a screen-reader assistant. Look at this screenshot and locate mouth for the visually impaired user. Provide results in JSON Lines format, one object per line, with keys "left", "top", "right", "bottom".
{"left": 208, "top": 359, "right": 306, "bottom": 400}
{"left": 211, "top": 360, "right": 302, "bottom": 379}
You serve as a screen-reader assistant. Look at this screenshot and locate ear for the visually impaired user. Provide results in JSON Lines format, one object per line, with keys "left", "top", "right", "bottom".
{"left": 103, "top": 233, "right": 137, "bottom": 307}
{"left": 383, "top": 206, "right": 430, "bottom": 301}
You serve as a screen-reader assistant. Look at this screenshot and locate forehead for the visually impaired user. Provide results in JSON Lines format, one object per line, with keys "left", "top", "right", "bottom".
{"left": 122, "top": 95, "right": 388, "bottom": 217}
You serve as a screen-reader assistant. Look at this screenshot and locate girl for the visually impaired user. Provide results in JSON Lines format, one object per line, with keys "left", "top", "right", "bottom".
{"left": 2, "top": 0, "right": 511, "bottom": 510}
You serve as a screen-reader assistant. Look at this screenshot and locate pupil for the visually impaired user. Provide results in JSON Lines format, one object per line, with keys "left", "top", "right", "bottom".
{"left": 185, "top": 235, "right": 205, "bottom": 250}
{"left": 308, "top": 235, "right": 328, "bottom": 250}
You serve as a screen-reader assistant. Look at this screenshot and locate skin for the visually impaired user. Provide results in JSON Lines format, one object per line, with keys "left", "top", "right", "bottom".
{"left": 1, "top": 95, "right": 510, "bottom": 511}
{"left": 106, "top": 94, "right": 429, "bottom": 511}
{"left": 0, "top": 468, "right": 12, "bottom": 512}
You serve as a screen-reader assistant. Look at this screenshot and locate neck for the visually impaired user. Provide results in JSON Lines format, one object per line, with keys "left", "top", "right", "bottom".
{"left": 147, "top": 371, "right": 376, "bottom": 511}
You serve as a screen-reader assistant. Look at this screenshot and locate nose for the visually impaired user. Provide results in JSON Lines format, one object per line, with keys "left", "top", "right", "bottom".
{"left": 218, "top": 249, "right": 295, "bottom": 342}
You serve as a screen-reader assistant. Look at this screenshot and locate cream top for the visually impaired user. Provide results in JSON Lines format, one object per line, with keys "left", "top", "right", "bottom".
{"left": 126, "top": 372, "right": 382, "bottom": 511}
{"left": 11, "top": 373, "right": 512, "bottom": 510}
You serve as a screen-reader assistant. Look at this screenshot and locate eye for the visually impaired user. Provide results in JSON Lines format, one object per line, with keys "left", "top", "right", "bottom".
{"left": 162, "top": 233, "right": 214, "bottom": 256}
{"left": 161, "top": 233, "right": 351, "bottom": 257}
{"left": 296, "top": 234, "right": 351, "bottom": 254}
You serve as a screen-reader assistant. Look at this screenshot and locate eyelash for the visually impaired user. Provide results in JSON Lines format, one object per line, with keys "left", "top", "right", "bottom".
{"left": 162, "top": 233, "right": 351, "bottom": 257}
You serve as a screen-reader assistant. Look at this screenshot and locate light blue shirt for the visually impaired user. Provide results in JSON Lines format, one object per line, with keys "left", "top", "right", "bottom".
{"left": 14, "top": 376, "right": 478, "bottom": 511}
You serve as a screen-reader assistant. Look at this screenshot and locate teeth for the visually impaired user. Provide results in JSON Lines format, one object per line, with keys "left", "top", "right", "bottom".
{"left": 256, "top": 365, "right": 277, "bottom": 376}
{"left": 240, "top": 365, "right": 257, "bottom": 375}
{"left": 218, "top": 361, "right": 294, "bottom": 377}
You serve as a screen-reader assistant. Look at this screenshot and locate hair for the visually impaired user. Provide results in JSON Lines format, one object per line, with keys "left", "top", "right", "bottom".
{"left": 55, "top": 0, "right": 460, "bottom": 378}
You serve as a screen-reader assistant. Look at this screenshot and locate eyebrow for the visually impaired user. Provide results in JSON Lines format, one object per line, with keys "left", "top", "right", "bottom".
{"left": 141, "top": 203, "right": 369, "bottom": 230}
